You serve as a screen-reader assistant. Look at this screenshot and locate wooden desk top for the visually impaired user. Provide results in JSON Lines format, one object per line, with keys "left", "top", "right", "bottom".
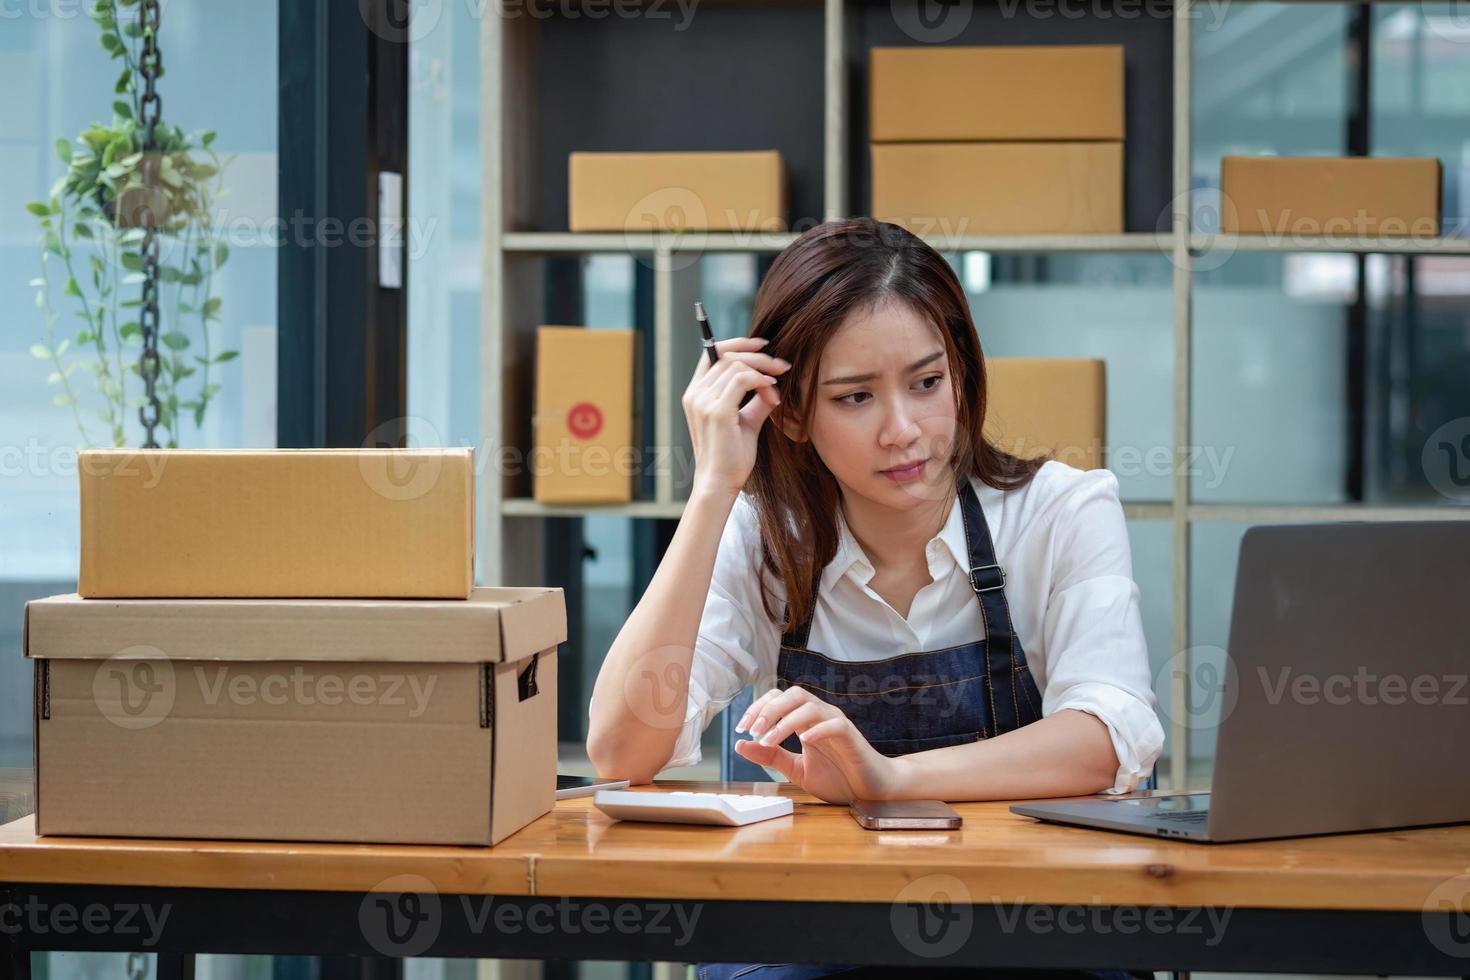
{"left": 4, "top": 781, "right": 1466, "bottom": 912}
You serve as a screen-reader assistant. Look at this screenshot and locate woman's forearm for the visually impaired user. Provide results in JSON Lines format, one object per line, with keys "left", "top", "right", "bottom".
{"left": 883, "top": 709, "right": 1121, "bottom": 801}
{"left": 586, "top": 486, "right": 740, "bottom": 784}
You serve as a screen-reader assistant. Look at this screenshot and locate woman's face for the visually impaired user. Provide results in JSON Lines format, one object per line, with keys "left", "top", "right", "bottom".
{"left": 781, "top": 296, "right": 959, "bottom": 512}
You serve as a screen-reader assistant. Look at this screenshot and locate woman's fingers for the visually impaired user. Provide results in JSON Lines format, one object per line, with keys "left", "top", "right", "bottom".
{"left": 756, "top": 701, "right": 829, "bottom": 748}
{"left": 742, "top": 686, "right": 816, "bottom": 738}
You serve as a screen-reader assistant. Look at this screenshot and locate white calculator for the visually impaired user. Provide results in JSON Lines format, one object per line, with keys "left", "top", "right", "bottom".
{"left": 593, "top": 789, "right": 794, "bottom": 826}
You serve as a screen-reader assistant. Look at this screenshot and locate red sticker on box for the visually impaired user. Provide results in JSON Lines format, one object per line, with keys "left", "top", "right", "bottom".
{"left": 567, "top": 402, "right": 603, "bottom": 440}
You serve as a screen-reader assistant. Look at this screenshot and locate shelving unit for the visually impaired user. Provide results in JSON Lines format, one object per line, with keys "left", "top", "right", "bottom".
{"left": 479, "top": 0, "right": 1469, "bottom": 789}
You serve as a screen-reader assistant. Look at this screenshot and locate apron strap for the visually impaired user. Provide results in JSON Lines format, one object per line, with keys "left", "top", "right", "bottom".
{"left": 957, "top": 477, "right": 1025, "bottom": 735}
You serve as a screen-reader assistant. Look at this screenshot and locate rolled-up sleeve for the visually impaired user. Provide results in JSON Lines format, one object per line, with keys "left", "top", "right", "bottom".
{"left": 661, "top": 494, "right": 780, "bottom": 770}
{"left": 1038, "top": 468, "right": 1165, "bottom": 793}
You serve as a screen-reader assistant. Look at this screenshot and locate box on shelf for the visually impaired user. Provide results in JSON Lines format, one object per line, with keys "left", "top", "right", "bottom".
{"left": 869, "top": 45, "right": 1125, "bottom": 143}
{"left": 568, "top": 150, "right": 787, "bottom": 233}
{"left": 78, "top": 449, "right": 475, "bottom": 600}
{"left": 984, "top": 358, "right": 1106, "bottom": 472}
{"left": 24, "top": 587, "right": 564, "bottom": 846}
{"left": 871, "top": 142, "right": 1123, "bottom": 236}
{"left": 534, "top": 326, "right": 638, "bottom": 504}
{"left": 1220, "top": 156, "right": 1442, "bottom": 237}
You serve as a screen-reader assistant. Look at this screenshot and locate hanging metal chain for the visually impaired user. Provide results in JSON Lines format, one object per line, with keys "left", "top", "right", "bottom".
{"left": 136, "top": 0, "right": 164, "bottom": 448}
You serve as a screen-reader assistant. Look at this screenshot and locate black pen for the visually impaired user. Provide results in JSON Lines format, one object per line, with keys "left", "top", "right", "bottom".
{"left": 696, "top": 300, "right": 719, "bottom": 367}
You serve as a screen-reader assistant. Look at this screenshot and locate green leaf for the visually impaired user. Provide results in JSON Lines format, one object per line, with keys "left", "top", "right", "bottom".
{"left": 30, "top": 344, "right": 50, "bottom": 359}
{"left": 161, "top": 332, "right": 190, "bottom": 351}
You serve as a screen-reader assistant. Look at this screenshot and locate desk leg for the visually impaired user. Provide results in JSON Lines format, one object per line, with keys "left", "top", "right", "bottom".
{"left": 155, "top": 953, "right": 194, "bottom": 980}
{"left": 0, "top": 947, "right": 30, "bottom": 980}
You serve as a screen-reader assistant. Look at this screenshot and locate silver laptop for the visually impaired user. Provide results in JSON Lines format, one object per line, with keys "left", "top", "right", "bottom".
{"left": 1011, "top": 522, "right": 1470, "bottom": 843}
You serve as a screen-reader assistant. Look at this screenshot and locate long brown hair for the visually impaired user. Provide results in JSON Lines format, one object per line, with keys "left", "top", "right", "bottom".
{"left": 745, "top": 217, "right": 1046, "bottom": 633}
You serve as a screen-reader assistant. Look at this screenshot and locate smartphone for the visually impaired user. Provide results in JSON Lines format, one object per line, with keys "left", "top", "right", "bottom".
{"left": 849, "top": 798, "right": 962, "bottom": 830}
{"left": 556, "top": 774, "right": 631, "bottom": 800}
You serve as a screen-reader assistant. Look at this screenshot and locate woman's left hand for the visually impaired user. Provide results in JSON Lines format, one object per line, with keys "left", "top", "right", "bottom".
{"left": 733, "top": 686, "right": 900, "bottom": 803}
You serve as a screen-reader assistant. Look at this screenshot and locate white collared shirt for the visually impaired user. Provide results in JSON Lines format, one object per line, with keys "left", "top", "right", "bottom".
{"left": 651, "top": 459, "right": 1165, "bottom": 793}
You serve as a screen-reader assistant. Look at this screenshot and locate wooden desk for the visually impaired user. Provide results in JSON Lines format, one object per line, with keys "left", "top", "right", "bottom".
{"left": 4, "top": 780, "right": 1469, "bottom": 977}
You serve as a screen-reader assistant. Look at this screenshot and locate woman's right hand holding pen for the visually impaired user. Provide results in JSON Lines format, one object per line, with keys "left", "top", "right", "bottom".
{"left": 682, "top": 336, "right": 790, "bottom": 499}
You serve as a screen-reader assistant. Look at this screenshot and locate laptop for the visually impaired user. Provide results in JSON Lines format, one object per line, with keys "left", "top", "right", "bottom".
{"left": 1011, "top": 522, "right": 1470, "bottom": 843}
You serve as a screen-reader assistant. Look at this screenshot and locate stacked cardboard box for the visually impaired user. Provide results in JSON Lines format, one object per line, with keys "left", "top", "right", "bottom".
{"left": 25, "top": 449, "right": 564, "bottom": 846}
{"left": 1220, "top": 156, "right": 1442, "bottom": 237}
{"left": 569, "top": 150, "right": 787, "bottom": 233}
{"left": 869, "top": 45, "right": 1125, "bottom": 236}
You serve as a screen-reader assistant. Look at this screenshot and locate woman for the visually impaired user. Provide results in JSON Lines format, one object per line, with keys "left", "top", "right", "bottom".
{"left": 587, "top": 217, "right": 1163, "bottom": 979}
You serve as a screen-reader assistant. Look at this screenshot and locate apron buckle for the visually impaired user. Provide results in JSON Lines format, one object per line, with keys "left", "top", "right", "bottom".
{"left": 969, "top": 563, "right": 1006, "bottom": 594}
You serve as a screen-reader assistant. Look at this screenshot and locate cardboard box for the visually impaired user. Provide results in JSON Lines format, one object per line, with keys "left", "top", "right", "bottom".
{"left": 77, "top": 449, "right": 474, "bottom": 599}
{"left": 569, "top": 150, "right": 787, "bottom": 233}
{"left": 870, "top": 45, "right": 1125, "bottom": 142}
{"left": 24, "top": 587, "right": 564, "bottom": 845}
{"left": 1221, "top": 156, "right": 1442, "bottom": 237}
{"left": 984, "top": 358, "right": 1106, "bottom": 471}
{"left": 871, "top": 142, "right": 1123, "bottom": 236}
{"left": 534, "top": 327, "right": 637, "bottom": 504}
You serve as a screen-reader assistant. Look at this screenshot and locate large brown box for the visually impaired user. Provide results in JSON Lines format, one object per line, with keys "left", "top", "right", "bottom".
{"left": 872, "top": 142, "right": 1123, "bottom": 236}
{"left": 534, "top": 327, "right": 638, "bottom": 504}
{"left": 78, "top": 449, "right": 475, "bottom": 599}
{"left": 568, "top": 150, "right": 787, "bottom": 233}
{"left": 870, "top": 45, "right": 1125, "bottom": 143}
{"left": 1221, "top": 156, "right": 1442, "bottom": 236}
{"left": 984, "top": 358, "right": 1106, "bottom": 472}
{"left": 25, "top": 587, "right": 564, "bottom": 845}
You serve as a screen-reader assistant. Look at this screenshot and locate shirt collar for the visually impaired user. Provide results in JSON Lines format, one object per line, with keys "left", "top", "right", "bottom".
{"left": 822, "top": 478, "right": 973, "bottom": 593}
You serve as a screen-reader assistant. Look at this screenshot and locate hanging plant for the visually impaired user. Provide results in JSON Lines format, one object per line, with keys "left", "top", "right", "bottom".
{"left": 27, "top": 0, "right": 236, "bottom": 449}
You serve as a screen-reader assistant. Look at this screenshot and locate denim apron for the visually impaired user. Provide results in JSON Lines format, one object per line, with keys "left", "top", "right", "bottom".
{"left": 696, "top": 480, "right": 1133, "bottom": 980}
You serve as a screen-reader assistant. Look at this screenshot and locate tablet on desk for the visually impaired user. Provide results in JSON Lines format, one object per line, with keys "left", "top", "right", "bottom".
{"left": 556, "top": 774, "right": 630, "bottom": 800}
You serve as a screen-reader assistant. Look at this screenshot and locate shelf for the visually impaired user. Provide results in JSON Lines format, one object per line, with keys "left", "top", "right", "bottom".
{"left": 502, "top": 498, "right": 1178, "bottom": 521}
{"left": 501, "top": 231, "right": 1173, "bottom": 255}
{"left": 1190, "top": 233, "right": 1470, "bottom": 256}
{"left": 1188, "top": 503, "right": 1470, "bottom": 523}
